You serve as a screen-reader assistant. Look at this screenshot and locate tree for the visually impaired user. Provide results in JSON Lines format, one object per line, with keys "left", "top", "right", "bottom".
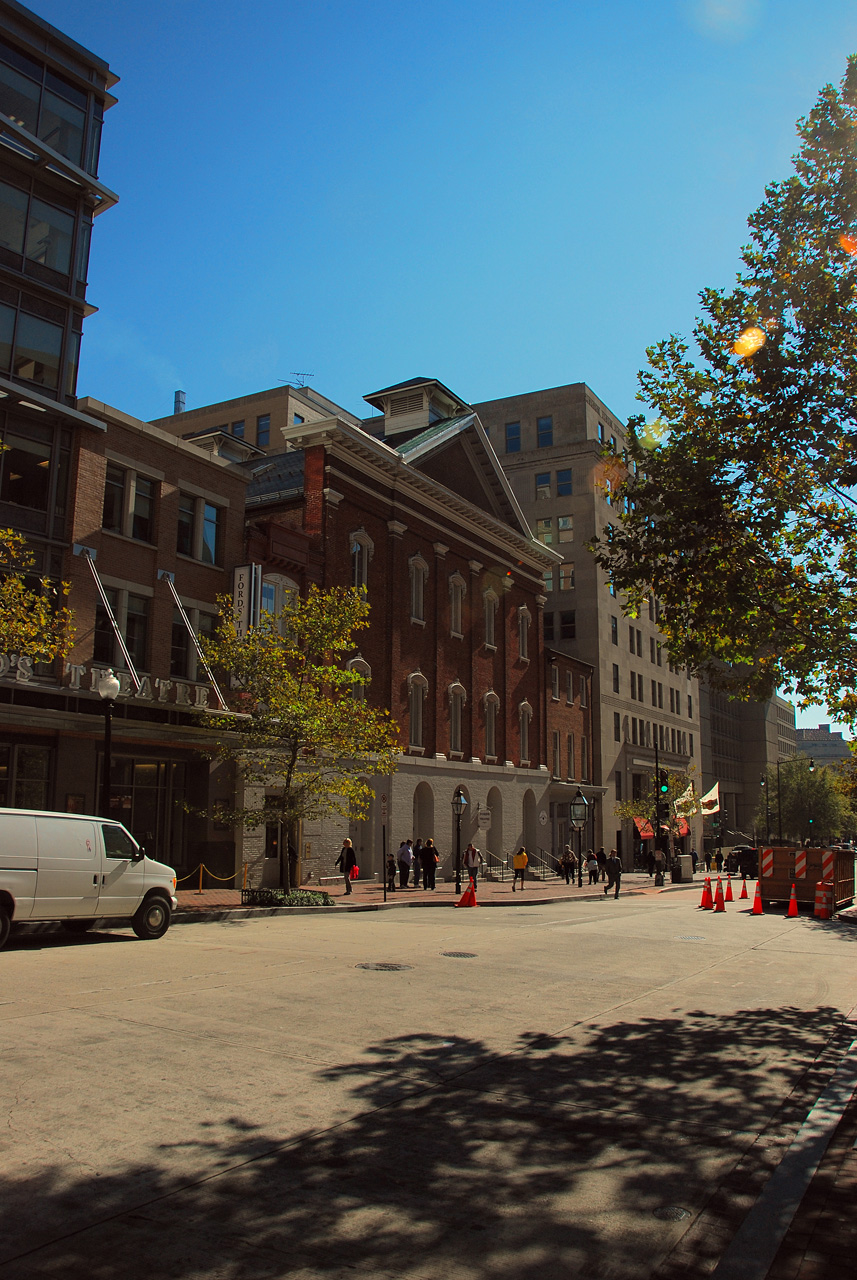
{"left": 0, "top": 528, "right": 74, "bottom": 662}
{"left": 201, "top": 585, "right": 400, "bottom": 890}
{"left": 614, "top": 770, "right": 699, "bottom": 851}
{"left": 756, "top": 758, "right": 854, "bottom": 845}
{"left": 592, "top": 58, "right": 857, "bottom": 728}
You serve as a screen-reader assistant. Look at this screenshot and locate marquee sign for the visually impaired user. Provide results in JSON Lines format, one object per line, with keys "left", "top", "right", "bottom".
{"left": 0, "top": 652, "right": 215, "bottom": 709}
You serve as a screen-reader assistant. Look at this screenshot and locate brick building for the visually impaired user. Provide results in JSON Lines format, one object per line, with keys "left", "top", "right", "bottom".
{"left": 2, "top": 394, "right": 250, "bottom": 880}
{"left": 216, "top": 377, "right": 598, "bottom": 886}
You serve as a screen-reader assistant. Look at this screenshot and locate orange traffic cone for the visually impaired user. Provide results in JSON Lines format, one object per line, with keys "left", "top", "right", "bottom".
{"left": 725, "top": 875, "right": 733, "bottom": 902}
{"left": 752, "top": 881, "right": 764, "bottom": 915}
{"left": 700, "top": 876, "right": 713, "bottom": 910}
{"left": 456, "top": 882, "right": 475, "bottom": 907}
{"left": 739, "top": 876, "right": 748, "bottom": 900}
{"left": 787, "top": 883, "right": 799, "bottom": 918}
{"left": 714, "top": 877, "right": 725, "bottom": 912}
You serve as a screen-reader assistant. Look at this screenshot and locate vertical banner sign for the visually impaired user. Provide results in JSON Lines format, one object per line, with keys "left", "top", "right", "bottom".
{"left": 232, "top": 564, "right": 262, "bottom": 636}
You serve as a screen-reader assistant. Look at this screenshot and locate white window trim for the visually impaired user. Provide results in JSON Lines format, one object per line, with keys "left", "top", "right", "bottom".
{"left": 448, "top": 679, "right": 467, "bottom": 756}
{"left": 407, "top": 670, "right": 428, "bottom": 752}
{"left": 409, "top": 554, "right": 429, "bottom": 625}
{"left": 349, "top": 528, "right": 374, "bottom": 590}
{"left": 483, "top": 690, "right": 499, "bottom": 761}
{"left": 449, "top": 571, "right": 467, "bottom": 638}
{"left": 347, "top": 654, "right": 371, "bottom": 702}
{"left": 518, "top": 699, "right": 533, "bottom": 766}
{"left": 517, "top": 606, "right": 531, "bottom": 662}
{"left": 483, "top": 588, "right": 498, "bottom": 650}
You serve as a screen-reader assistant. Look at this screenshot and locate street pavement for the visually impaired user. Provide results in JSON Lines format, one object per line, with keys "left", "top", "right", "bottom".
{"left": 1, "top": 885, "right": 855, "bottom": 1279}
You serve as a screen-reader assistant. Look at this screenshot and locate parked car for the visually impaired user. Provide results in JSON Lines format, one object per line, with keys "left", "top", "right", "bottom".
{"left": 0, "top": 809, "right": 177, "bottom": 950}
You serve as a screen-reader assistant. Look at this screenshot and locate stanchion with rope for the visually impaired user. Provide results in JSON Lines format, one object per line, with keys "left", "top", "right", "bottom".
{"left": 175, "top": 864, "right": 240, "bottom": 894}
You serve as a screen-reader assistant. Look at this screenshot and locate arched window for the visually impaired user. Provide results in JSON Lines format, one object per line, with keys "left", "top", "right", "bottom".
{"left": 409, "top": 554, "right": 429, "bottom": 624}
{"left": 448, "top": 679, "right": 467, "bottom": 754}
{"left": 407, "top": 670, "right": 428, "bottom": 750}
{"left": 483, "top": 589, "right": 498, "bottom": 648}
{"left": 347, "top": 654, "right": 371, "bottom": 703}
{"left": 518, "top": 606, "right": 531, "bottom": 661}
{"left": 260, "top": 574, "right": 298, "bottom": 630}
{"left": 449, "top": 572, "right": 466, "bottom": 638}
{"left": 483, "top": 690, "right": 500, "bottom": 760}
{"left": 518, "top": 700, "right": 533, "bottom": 765}
{"left": 349, "top": 528, "right": 374, "bottom": 591}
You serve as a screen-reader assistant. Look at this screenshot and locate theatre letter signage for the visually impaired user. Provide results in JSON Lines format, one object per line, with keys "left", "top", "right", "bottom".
{"left": 63, "top": 662, "right": 214, "bottom": 707}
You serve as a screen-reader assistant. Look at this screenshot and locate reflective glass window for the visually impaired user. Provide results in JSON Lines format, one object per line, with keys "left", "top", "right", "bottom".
{"left": 132, "top": 475, "right": 154, "bottom": 542}
{"left": 0, "top": 301, "right": 14, "bottom": 371}
{"left": 256, "top": 414, "right": 270, "bottom": 446}
{"left": 13, "top": 311, "right": 62, "bottom": 388}
{"left": 0, "top": 429, "right": 51, "bottom": 509}
{"left": 25, "top": 197, "right": 73, "bottom": 274}
{"left": 170, "top": 608, "right": 190, "bottom": 678}
{"left": 505, "top": 422, "right": 520, "bottom": 453}
{"left": 39, "top": 89, "right": 84, "bottom": 166}
{"left": 0, "top": 59, "right": 40, "bottom": 133}
{"left": 537, "top": 416, "right": 553, "bottom": 447}
{"left": 102, "top": 463, "right": 124, "bottom": 532}
{"left": 0, "top": 179, "right": 27, "bottom": 255}
{"left": 125, "top": 594, "right": 149, "bottom": 669}
{"left": 201, "top": 502, "right": 221, "bottom": 565}
{"left": 177, "top": 494, "right": 194, "bottom": 556}
{"left": 557, "top": 468, "right": 572, "bottom": 496}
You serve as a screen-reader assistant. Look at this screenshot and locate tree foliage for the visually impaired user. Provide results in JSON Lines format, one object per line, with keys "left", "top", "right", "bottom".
{"left": 592, "top": 58, "right": 857, "bottom": 727}
{"left": 756, "top": 757, "right": 854, "bottom": 845}
{"left": 200, "top": 585, "right": 400, "bottom": 874}
{"left": 0, "top": 528, "right": 74, "bottom": 661}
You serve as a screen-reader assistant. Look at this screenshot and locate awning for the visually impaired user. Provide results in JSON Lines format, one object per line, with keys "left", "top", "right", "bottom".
{"left": 676, "top": 818, "right": 690, "bottom": 837}
{"left": 634, "top": 817, "right": 654, "bottom": 840}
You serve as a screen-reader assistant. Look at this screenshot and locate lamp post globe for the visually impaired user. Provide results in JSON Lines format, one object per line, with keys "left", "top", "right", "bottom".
{"left": 452, "top": 787, "right": 467, "bottom": 894}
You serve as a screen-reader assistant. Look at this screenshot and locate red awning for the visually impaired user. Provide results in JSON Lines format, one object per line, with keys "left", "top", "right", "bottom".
{"left": 676, "top": 818, "right": 690, "bottom": 837}
{"left": 634, "top": 817, "right": 654, "bottom": 839}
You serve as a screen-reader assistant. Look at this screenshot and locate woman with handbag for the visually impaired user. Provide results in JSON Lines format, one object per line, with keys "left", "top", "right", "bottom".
{"left": 335, "top": 838, "right": 358, "bottom": 895}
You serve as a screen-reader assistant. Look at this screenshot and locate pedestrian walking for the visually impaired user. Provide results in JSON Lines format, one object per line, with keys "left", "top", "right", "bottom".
{"left": 413, "top": 839, "right": 425, "bottom": 888}
{"left": 605, "top": 849, "right": 623, "bottom": 899}
{"left": 386, "top": 851, "right": 397, "bottom": 892}
{"left": 647, "top": 848, "right": 655, "bottom": 877}
{"left": 512, "top": 847, "right": 528, "bottom": 891}
{"left": 422, "top": 838, "right": 439, "bottom": 890}
{"left": 690, "top": 846, "right": 698, "bottom": 874}
{"left": 704, "top": 849, "right": 712, "bottom": 872}
{"left": 560, "top": 846, "right": 575, "bottom": 884}
{"left": 587, "top": 850, "right": 599, "bottom": 884}
{"left": 335, "top": 838, "right": 357, "bottom": 895}
{"left": 715, "top": 850, "right": 723, "bottom": 873}
{"left": 462, "top": 843, "right": 484, "bottom": 885}
{"left": 596, "top": 847, "right": 607, "bottom": 882}
{"left": 397, "top": 838, "right": 413, "bottom": 888}
{"left": 653, "top": 846, "right": 666, "bottom": 884}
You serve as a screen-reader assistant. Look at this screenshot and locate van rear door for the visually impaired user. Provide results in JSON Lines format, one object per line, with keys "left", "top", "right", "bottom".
{"left": 0, "top": 811, "right": 38, "bottom": 920}
{"left": 33, "top": 817, "right": 101, "bottom": 919}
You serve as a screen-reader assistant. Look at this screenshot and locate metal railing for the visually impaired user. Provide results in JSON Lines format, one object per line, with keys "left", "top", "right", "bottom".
{"left": 482, "top": 849, "right": 564, "bottom": 882}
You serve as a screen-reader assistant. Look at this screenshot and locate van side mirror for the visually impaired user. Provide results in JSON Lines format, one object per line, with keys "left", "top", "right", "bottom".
{"left": 132, "top": 847, "right": 145, "bottom": 863}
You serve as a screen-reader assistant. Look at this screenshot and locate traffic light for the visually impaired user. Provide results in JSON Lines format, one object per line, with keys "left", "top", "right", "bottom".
{"left": 658, "top": 771, "right": 669, "bottom": 795}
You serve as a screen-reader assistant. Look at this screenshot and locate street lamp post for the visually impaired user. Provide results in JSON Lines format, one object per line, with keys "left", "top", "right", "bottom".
{"left": 570, "top": 788, "right": 589, "bottom": 887}
{"left": 452, "top": 787, "right": 467, "bottom": 894}
{"left": 97, "top": 668, "right": 121, "bottom": 818}
{"left": 760, "top": 775, "right": 770, "bottom": 844}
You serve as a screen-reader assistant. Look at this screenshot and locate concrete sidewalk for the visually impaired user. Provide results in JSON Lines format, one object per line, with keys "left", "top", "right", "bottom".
{"left": 175, "top": 869, "right": 699, "bottom": 917}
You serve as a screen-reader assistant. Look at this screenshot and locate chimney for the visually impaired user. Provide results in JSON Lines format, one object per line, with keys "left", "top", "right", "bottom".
{"left": 174, "top": 390, "right": 186, "bottom": 414}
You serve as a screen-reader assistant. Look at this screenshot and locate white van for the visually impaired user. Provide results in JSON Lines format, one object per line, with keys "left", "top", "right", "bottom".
{"left": 0, "top": 808, "right": 178, "bottom": 950}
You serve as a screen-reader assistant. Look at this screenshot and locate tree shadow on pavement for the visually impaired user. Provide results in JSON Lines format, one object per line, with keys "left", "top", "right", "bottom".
{"left": 0, "top": 1004, "right": 849, "bottom": 1280}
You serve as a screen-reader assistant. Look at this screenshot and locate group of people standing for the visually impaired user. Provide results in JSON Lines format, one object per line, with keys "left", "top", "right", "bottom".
{"left": 337, "top": 838, "right": 623, "bottom": 896}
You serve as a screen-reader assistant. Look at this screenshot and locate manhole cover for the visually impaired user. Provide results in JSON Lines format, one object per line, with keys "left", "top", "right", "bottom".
{"left": 676, "top": 935, "right": 706, "bottom": 941}
{"left": 356, "top": 962, "right": 413, "bottom": 971}
{"left": 442, "top": 951, "right": 478, "bottom": 958}
{"left": 653, "top": 1206, "right": 691, "bottom": 1222}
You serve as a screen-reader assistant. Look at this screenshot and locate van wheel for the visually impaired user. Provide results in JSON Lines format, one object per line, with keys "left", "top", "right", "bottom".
{"left": 132, "top": 897, "right": 171, "bottom": 940}
{"left": 0, "top": 907, "right": 10, "bottom": 951}
{"left": 62, "top": 919, "right": 96, "bottom": 934}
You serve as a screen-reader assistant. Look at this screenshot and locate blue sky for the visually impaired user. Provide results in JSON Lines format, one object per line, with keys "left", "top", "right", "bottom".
{"left": 32, "top": 0, "right": 857, "bottom": 731}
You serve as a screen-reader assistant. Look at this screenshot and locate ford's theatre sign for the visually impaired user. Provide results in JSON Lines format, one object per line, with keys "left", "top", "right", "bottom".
{"left": 0, "top": 652, "right": 216, "bottom": 709}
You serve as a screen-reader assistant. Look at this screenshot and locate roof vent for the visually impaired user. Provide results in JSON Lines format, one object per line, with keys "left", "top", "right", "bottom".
{"left": 174, "top": 390, "right": 186, "bottom": 414}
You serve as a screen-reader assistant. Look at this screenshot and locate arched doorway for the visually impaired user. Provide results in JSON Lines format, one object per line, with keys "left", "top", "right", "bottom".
{"left": 522, "top": 789, "right": 537, "bottom": 855}
{"left": 349, "top": 780, "right": 376, "bottom": 880}
{"left": 413, "top": 781, "right": 434, "bottom": 845}
{"left": 486, "top": 786, "right": 503, "bottom": 874}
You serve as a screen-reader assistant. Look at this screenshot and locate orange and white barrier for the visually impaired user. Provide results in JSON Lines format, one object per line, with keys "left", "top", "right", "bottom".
{"left": 822, "top": 851, "right": 835, "bottom": 881}
{"left": 813, "top": 880, "right": 833, "bottom": 921}
{"left": 794, "top": 850, "right": 807, "bottom": 879}
{"left": 761, "top": 847, "right": 774, "bottom": 877}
